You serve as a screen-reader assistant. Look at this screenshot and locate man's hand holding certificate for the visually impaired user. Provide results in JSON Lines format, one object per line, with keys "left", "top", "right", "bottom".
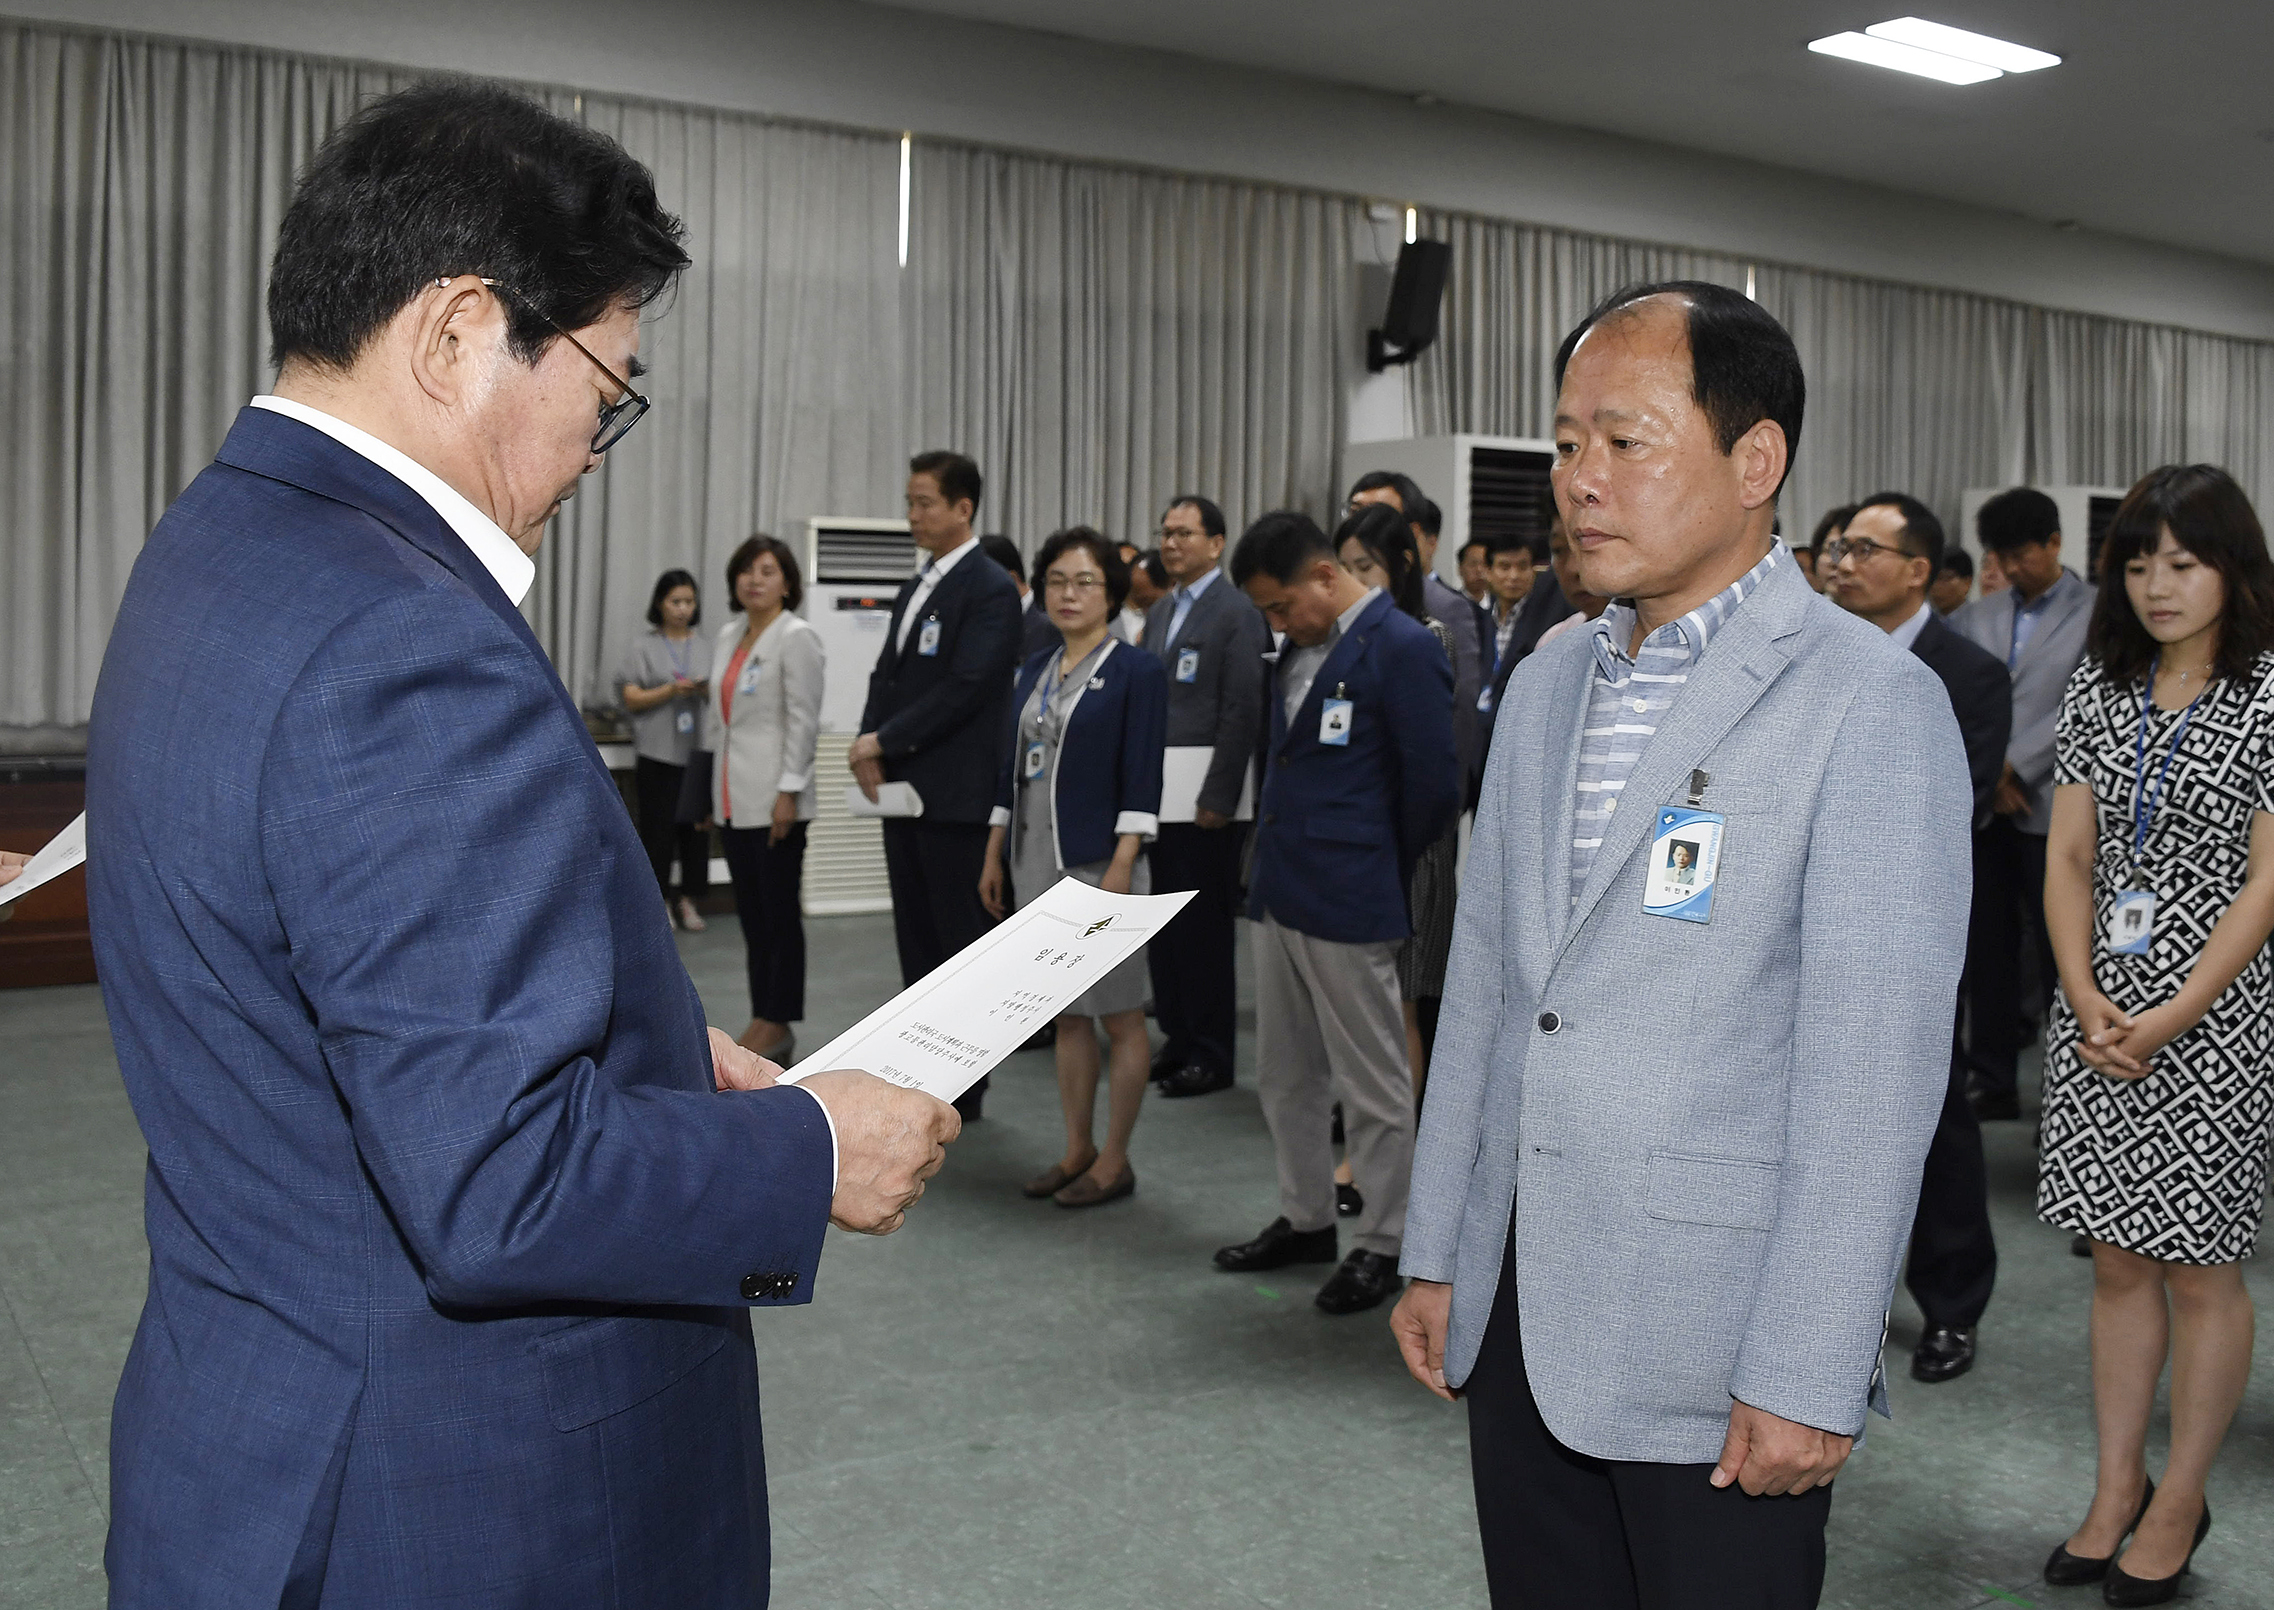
{"left": 788, "top": 878, "right": 1195, "bottom": 1102}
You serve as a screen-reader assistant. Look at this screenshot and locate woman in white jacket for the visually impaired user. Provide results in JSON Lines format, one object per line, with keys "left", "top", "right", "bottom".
{"left": 705, "top": 535, "right": 824, "bottom": 1062}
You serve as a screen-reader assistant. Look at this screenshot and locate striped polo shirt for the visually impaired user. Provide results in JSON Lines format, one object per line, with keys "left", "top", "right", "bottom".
{"left": 1570, "top": 543, "right": 1783, "bottom": 909}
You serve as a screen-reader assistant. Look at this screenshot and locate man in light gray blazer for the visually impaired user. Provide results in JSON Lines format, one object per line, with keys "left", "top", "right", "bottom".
{"left": 1394, "top": 282, "right": 1972, "bottom": 1609}
{"left": 1948, "top": 488, "right": 2095, "bottom": 1119}
{"left": 1145, "top": 494, "right": 1269, "bottom": 1098}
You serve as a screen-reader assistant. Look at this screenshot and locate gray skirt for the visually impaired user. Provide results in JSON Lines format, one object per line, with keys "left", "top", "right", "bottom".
{"left": 1010, "top": 789, "right": 1152, "bottom": 1019}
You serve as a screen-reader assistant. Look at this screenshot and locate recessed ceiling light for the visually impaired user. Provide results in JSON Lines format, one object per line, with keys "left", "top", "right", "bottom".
{"left": 1866, "top": 17, "right": 2061, "bottom": 74}
{"left": 1807, "top": 31, "right": 2003, "bottom": 84}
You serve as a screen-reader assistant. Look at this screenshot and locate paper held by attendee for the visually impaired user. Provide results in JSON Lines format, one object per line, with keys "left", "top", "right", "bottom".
{"left": 843, "top": 782, "right": 925, "bottom": 818}
{"left": 0, "top": 812, "right": 85, "bottom": 908}
{"left": 1156, "top": 747, "right": 1255, "bottom": 824}
{"left": 782, "top": 877, "right": 1194, "bottom": 1101}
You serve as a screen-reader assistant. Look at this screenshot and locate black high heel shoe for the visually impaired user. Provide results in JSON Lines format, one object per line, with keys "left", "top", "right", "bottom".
{"left": 2044, "top": 1478, "right": 2155, "bottom": 1586}
{"left": 2102, "top": 1498, "right": 2210, "bottom": 1607}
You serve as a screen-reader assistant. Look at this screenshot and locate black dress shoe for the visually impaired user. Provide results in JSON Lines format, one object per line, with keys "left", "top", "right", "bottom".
{"left": 1910, "top": 1325, "right": 1976, "bottom": 1383}
{"left": 1315, "top": 1249, "right": 1403, "bottom": 1315}
{"left": 1336, "top": 1181, "right": 1364, "bottom": 1218}
{"left": 1969, "top": 1086, "right": 2021, "bottom": 1120}
{"left": 1156, "top": 1062, "right": 1233, "bottom": 1099}
{"left": 2045, "top": 1478, "right": 2154, "bottom": 1587}
{"left": 2103, "top": 1498, "right": 2209, "bottom": 1606}
{"left": 1149, "top": 1046, "right": 1181, "bottom": 1082}
{"left": 2072, "top": 1233, "right": 2096, "bottom": 1258}
{"left": 1213, "top": 1217, "right": 1337, "bottom": 1272}
{"left": 952, "top": 1075, "right": 987, "bottom": 1121}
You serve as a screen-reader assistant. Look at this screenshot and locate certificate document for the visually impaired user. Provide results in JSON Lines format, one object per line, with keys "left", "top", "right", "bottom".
{"left": 1156, "top": 747, "right": 1254, "bottom": 823}
{"left": 781, "top": 877, "right": 1193, "bottom": 1100}
{"left": 0, "top": 812, "right": 85, "bottom": 908}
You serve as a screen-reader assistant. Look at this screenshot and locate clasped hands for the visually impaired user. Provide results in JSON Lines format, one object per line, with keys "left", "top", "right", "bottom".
{"left": 2070, "top": 989, "right": 2192, "bottom": 1079}
{"left": 706, "top": 1027, "right": 960, "bottom": 1236}
{"left": 1391, "top": 1279, "right": 1850, "bottom": 1496}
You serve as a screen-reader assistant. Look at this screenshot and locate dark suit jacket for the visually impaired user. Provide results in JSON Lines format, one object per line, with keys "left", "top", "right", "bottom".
{"left": 1018, "top": 593, "right": 1060, "bottom": 660}
{"left": 1248, "top": 591, "right": 1461, "bottom": 944}
{"left": 1424, "top": 572, "right": 1491, "bottom": 791}
{"left": 996, "top": 639, "right": 1169, "bottom": 865}
{"left": 1143, "top": 570, "right": 1269, "bottom": 818}
{"left": 85, "top": 407, "right": 833, "bottom": 1608}
{"left": 859, "top": 542, "right": 1024, "bottom": 823}
{"left": 1911, "top": 610, "right": 2014, "bottom": 829}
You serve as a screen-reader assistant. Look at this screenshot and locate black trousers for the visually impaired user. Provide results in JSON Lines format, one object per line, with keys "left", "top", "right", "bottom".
{"left": 1466, "top": 1263, "right": 1832, "bottom": 1610}
{"left": 1144, "top": 821, "right": 1248, "bottom": 1079}
{"left": 1904, "top": 1023, "right": 1998, "bottom": 1329}
{"left": 1961, "top": 818, "right": 2050, "bottom": 1099}
{"left": 881, "top": 818, "right": 996, "bottom": 1107}
{"left": 633, "top": 756, "right": 711, "bottom": 902}
{"left": 721, "top": 823, "right": 807, "bottom": 1024}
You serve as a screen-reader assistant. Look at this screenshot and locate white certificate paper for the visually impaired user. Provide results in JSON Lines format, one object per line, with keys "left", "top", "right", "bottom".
{"left": 782, "top": 877, "right": 1194, "bottom": 1100}
{"left": 0, "top": 812, "right": 85, "bottom": 908}
{"left": 1157, "top": 747, "right": 1255, "bottom": 824}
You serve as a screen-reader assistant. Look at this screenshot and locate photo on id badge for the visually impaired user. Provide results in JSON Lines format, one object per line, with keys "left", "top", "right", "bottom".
{"left": 1643, "top": 806, "right": 1724, "bottom": 923}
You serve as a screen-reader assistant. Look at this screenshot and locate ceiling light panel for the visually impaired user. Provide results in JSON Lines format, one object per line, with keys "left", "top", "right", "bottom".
{"left": 1866, "top": 17, "right": 2061, "bottom": 73}
{"left": 1807, "top": 30, "right": 2002, "bottom": 84}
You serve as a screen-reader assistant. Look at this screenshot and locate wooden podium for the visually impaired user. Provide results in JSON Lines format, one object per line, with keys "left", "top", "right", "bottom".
{"left": 1, "top": 759, "right": 93, "bottom": 989}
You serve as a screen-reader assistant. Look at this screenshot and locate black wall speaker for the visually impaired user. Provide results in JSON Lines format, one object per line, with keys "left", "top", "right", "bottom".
{"left": 1368, "top": 238, "right": 1451, "bottom": 372}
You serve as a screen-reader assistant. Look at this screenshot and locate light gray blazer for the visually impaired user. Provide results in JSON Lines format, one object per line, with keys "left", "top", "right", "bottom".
{"left": 1403, "top": 556, "right": 1972, "bottom": 1463}
{"left": 1949, "top": 568, "right": 2094, "bottom": 834}
{"left": 703, "top": 612, "right": 824, "bottom": 828}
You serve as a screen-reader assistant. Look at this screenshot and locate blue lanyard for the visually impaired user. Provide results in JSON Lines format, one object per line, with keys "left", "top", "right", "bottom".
{"left": 2131, "top": 655, "right": 2205, "bottom": 866}
{"left": 661, "top": 633, "right": 692, "bottom": 680}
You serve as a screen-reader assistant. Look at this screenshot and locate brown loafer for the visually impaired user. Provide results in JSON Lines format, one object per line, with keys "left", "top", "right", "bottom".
{"left": 1022, "top": 1153, "right": 1097, "bottom": 1199}
{"left": 1054, "top": 1166, "right": 1135, "bottom": 1208}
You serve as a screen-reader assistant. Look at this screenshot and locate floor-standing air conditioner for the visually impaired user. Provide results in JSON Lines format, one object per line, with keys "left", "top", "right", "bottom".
{"left": 800, "top": 517, "right": 916, "bottom": 917}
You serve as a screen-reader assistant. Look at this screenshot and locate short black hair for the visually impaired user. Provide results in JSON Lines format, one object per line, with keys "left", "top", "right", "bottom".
{"left": 2088, "top": 465, "right": 2274, "bottom": 684}
{"left": 1414, "top": 496, "right": 1443, "bottom": 539}
{"left": 1976, "top": 487, "right": 2061, "bottom": 554}
{"left": 646, "top": 568, "right": 700, "bottom": 628}
{"left": 910, "top": 450, "right": 983, "bottom": 516}
{"left": 1348, "top": 470, "right": 1429, "bottom": 516}
{"left": 1230, "top": 511, "right": 1336, "bottom": 588}
{"left": 1458, "top": 536, "right": 1492, "bottom": 562}
{"left": 1164, "top": 495, "right": 1227, "bottom": 539}
{"left": 1137, "top": 551, "right": 1169, "bottom": 589}
{"left": 1485, "top": 532, "right": 1541, "bottom": 562}
{"left": 1810, "top": 504, "right": 1860, "bottom": 554}
{"left": 1852, "top": 492, "right": 1946, "bottom": 573}
{"left": 1033, "top": 525, "right": 1129, "bottom": 613}
{"left": 268, "top": 81, "right": 689, "bottom": 370}
{"left": 725, "top": 533, "right": 803, "bottom": 613}
{"left": 1333, "top": 504, "right": 1426, "bottom": 621}
{"left": 978, "top": 533, "right": 1024, "bottom": 585}
{"left": 1552, "top": 280, "right": 1805, "bottom": 495}
{"left": 1939, "top": 548, "right": 1975, "bottom": 581}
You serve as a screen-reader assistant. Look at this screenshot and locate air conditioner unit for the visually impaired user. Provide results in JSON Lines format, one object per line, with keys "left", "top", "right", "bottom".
{"left": 798, "top": 517, "right": 916, "bottom": 917}
{"left": 1345, "top": 433, "right": 1558, "bottom": 587}
{"left": 1957, "top": 485, "right": 2128, "bottom": 579}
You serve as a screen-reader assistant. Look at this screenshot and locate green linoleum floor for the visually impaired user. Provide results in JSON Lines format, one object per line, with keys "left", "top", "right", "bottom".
{"left": 5, "top": 911, "right": 2272, "bottom": 1608}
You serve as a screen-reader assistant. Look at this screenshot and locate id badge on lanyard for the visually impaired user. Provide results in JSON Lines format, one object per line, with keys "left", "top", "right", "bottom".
{"left": 675, "top": 708, "right": 695, "bottom": 735}
{"left": 1642, "top": 771, "right": 1724, "bottom": 924}
{"left": 1176, "top": 646, "right": 1200, "bottom": 684}
{"left": 1319, "top": 683, "right": 1353, "bottom": 746}
{"left": 2112, "top": 665, "right": 2201, "bottom": 956}
{"left": 917, "top": 616, "right": 943, "bottom": 657}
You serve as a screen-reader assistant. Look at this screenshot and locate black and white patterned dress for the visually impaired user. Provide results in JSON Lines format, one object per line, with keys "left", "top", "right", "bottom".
{"left": 2037, "top": 651, "right": 2274, "bottom": 1264}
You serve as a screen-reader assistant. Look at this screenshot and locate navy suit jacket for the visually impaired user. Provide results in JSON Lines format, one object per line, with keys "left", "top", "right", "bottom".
{"left": 86, "top": 408, "right": 835, "bottom": 1609}
{"left": 1247, "top": 591, "right": 1461, "bottom": 943}
{"left": 995, "top": 639, "right": 1169, "bottom": 867}
{"left": 1911, "top": 611, "right": 2013, "bottom": 829}
{"left": 859, "top": 544, "right": 1023, "bottom": 823}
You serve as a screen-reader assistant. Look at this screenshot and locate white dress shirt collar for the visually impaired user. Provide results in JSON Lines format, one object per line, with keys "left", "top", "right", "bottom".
{"left": 920, "top": 534, "right": 977, "bottom": 578}
{"left": 250, "top": 395, "right": 536, "bottom": 607}
{"left": 1887, "top": 601, "right": 1934, "bottom": 652}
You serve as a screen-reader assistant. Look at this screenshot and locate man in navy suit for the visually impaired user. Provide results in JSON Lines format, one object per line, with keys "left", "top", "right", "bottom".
{"left": 1824, "top": 492, "right": 2011, "bottom": 1386}
{"left": 1213, "top": 511, "right": 1460, "bottom": 1315}
{"left": 850, "top": 450, "right": 1023, "bottom": 1119}
{"left": 85, "top": 84, "right": 957, "bottom": 1610}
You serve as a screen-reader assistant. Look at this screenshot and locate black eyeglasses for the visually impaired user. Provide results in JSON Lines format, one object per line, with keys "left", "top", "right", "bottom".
{"left": 474, "top": 278, "right": 651, "bottom": 453}
{"left": 1823, "top": 536, "right": 1919, "bottom": 566}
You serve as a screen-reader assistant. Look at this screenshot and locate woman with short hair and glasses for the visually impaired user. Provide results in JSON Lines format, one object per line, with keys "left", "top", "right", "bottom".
{"left": 617, "top": 568, "right": 710, "bottom": 930}
{"left": 981, "top": 526, "right": 1167, "bottom": 1208}
{"left": 2036, "top": 465, "right": 2274, "bottom": 1604}
{"left": 704, "top": 534, "right": 824, "bottom": 1062}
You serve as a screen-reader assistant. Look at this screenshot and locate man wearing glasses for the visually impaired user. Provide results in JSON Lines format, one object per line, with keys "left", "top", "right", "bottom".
{"left": 84, "top": 83, "right": 956, "bottom": 1608}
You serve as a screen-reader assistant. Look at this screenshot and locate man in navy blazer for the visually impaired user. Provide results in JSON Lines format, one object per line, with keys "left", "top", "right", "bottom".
{"left": 1213, "top": 512, "right": 1460, "bottom": 1316}
{"left": 85, "top": 85, "right": 956, "bottom": 1610}
{"left": 851, "top": 450, "right": 1023, "bottom": 1119}
{"left": 1825, "top": 493, "right": 2013, "bottom": 1387}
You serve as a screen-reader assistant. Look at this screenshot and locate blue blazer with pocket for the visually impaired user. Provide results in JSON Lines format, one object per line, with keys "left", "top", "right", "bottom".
{"left": 85, "top": 407, "right": 836, "bottom": 1609}
{"left": 992, "top": 637, "right": 1168, "bottom": 868}
{"left": 1246, "top": 590, "right": 1460, "bottom": 944}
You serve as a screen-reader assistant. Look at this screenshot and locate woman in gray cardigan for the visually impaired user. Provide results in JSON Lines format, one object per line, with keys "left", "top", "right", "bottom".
{"left": 704, "top": 535, "right": 824, "bottom": 1062}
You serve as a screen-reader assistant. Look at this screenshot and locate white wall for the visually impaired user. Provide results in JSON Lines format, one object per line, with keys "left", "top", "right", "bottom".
{"left": 11, "top": 0, "right": 2274, "bottom": 341}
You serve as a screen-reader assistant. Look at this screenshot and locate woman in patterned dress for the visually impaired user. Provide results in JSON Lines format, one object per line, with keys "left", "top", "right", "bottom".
{"left": 2036, "top": 465, "right": 2274, "bottom": 1605}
